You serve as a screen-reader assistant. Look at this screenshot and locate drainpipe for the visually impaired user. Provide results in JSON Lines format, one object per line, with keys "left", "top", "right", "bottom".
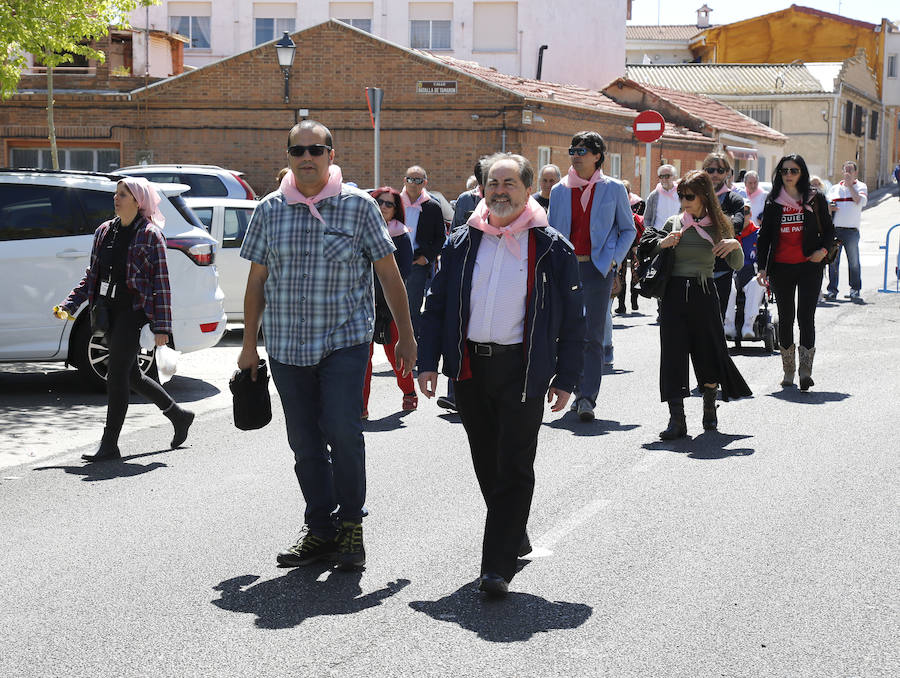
{"left": 828, "top": 82, "right": 842, "bottom": 181}
{"left": 536, "top": 45, "right": 548, "bottom": 80}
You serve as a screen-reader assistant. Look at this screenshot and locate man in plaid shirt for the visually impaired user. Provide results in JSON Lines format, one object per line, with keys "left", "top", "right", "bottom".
{"left": 239, "top": 120, "right": 416, "bottom": 571}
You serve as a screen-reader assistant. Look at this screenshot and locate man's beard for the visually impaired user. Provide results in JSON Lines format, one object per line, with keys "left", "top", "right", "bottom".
{"left": 488, "top": 195, "right": 519, "bottom": 217}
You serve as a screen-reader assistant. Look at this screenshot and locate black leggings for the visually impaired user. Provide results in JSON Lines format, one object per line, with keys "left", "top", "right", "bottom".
{"left": 769, "top": 262, "right": 824, "bottom": 349}
{"left": 105, "top": 304, "right": 174, "bottom": 441}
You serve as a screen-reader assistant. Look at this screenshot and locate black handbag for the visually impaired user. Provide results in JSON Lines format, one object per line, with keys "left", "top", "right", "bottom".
{"left": 230, "top": 359, "right": 272, "bottom": 430}
{"left": 634, "top": 226, "right": 674, "bottom": 299}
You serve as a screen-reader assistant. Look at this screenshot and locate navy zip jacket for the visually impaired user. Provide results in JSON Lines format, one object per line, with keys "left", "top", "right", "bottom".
{"left": 418, "top": 224, "right": 585, "bottom": 400}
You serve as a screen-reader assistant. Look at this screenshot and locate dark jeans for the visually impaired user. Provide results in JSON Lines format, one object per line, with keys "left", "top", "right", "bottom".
{"left": 406, "top": 263, "right": 432, "bottom": 340}
{"left": 105, "top": 304, "right": 174, "bottom": 442}
{"left": 827, "top": 227, "right": 861, "bottom": 294}
{"left": 577, "top": 261, "right": 615, "bottom": 406}
{"left": 269, "top": 344, "right": 369, "bottom": 535}
{"left": 770, "top": 262, "right": 823, "bottom": 349}
{"left": 454, "top": 346, "right": 544, "bottom": 583}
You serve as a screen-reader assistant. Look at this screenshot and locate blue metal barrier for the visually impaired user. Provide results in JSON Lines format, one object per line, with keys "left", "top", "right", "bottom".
{"left": 879, "top": 223, "right": 900, "bottom": 293}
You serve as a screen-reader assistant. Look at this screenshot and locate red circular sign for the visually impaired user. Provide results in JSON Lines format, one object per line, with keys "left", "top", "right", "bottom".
{"left": 633, "top": 110, "right": 666, "bottom": 143}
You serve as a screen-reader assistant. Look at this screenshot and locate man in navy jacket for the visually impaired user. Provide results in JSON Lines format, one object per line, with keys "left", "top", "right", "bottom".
{"left": 548, "top": 131, "right": 635, "bottom": 422}
{"left": 418, "top": 153, "right": 584, "bottom": 597}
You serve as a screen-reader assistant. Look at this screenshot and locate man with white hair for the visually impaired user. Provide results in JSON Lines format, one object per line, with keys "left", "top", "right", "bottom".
{"left": 643, "top": 164, "right": 680, "bottom": 230}
{"left": 533, "top": 163, "right": 561, "bottom": 211}
{"left": 417, "top": 153, "right": 584, "bottom": 597}
{"left": 738, "top": 170, "right": 768, "bottom": 222}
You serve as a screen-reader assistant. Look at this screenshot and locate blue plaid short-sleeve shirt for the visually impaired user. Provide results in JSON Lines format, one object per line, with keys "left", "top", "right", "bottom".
{"left": 240, "top": 184, "right": 396, "bottom": 366}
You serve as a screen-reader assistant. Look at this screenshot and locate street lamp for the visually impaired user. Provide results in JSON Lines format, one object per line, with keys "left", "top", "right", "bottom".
{"left": 275, "top": 31, "right": 295, "bottom": 104}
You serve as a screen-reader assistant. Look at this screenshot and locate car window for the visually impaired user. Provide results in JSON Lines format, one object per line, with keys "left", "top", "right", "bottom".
{"left": 169, "top": 195, "right": 206, "bottom": 229}
{"left": 135, "top": 173, "right": 181, "bottom": 184}
{"left": 77, "top": 189, "right": 116, "bottom": 231}
{"left": 0, "top": 184, "right": 85, "bottom": 241}
{"left": 222, "top": 207, "right": 254, "bottom": 248}
{"left": 179, "top": 174, "right": 228, "bottom": 197}
{"left": 192, "top": 207, "right": 214, "bottom": 230}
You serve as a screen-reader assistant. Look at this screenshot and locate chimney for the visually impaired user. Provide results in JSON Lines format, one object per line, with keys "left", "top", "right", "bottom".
{"left": 696, "top": 4, "right": 712, "bottom": 28}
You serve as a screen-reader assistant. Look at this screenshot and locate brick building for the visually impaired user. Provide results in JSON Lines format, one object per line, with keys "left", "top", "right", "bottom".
{"left": 1, "top": 20, "right": 730, "bottom": 196}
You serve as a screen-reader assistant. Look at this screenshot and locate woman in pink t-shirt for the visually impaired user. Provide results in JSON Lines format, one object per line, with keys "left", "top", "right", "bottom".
{"left": 756, "top": 155, "right": 834, "bottom": 391}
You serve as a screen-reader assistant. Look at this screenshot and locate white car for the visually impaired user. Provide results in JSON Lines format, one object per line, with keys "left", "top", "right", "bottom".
{"left": 183, "top": 197, "right": 255, "bottom": 321}
{"left": 118, "top": 164, "right": 257, "bottom": 200}
{"left": 0, "top": 169, "right": 227, "bottom": 388}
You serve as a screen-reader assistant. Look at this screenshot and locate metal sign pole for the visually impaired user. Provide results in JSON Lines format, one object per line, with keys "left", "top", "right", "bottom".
{"left": 369, "top": 87, "right": 384, "bottom": 188}
{"left": 643, "top": 142, "right": 652, "bottom": 197}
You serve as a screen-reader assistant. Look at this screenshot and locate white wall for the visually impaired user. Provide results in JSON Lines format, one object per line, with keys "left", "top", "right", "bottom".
{"left": 129, "top": 0, "right": 626, "bottom": 90}
{"left": 883, "top": 30, "right": 900, "bottom": 107}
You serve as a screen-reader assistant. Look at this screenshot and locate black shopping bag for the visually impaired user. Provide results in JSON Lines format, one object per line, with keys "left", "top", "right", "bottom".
{"left": 230, "top": 360, "right": 272, "bottom": 430}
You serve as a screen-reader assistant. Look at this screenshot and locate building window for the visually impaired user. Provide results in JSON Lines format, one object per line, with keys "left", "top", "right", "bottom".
{"left": 537, "top": 146, "right": 551, "bottom": 170}
{"left": 870, "top": 110, "right": 879, "bottom": 140}
{"left": 409, "top": 3, "right": 452, "bottom": 50}
{"left": 254, "top": 18, "right": 296, "bottom": 45}
{"left": 736, "top": 107, "right": 772, "bottom": 128}
{"left": 609, "top": 153, "right": 622, "bottom": 179}
{"left": 473, "top": 2, "right": 517, "bottom": 52}
{"left": 10, "top": 147, "right": 120, "bottom": 172}
{"left": 853, "top": 104, "right": 864, "bottom": 137}
{"left": 330, "top": 3, "right": 373, "bottom": 32}
{"left": 170, "top": 15, "right": 211, "bottom": 49}
{"left": 888, "top": 54, "right": 897, "bottom": 79}
{"left": 842, "top": 100, "right": 854, "bottom": 134}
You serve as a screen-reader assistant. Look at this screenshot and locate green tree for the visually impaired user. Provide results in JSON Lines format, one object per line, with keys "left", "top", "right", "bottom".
{"left": 0, "top": 0, "right": 157, "bottom": 168}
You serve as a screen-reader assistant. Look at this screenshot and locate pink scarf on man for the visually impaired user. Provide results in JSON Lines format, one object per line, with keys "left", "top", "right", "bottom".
{"left": 715, "top": 183, "right": 731, "bottom": 197}
{"left": 385, "top": 218, "right": 409, "bottom": 238}
{"left": 120, "top": 176, "right": 165, "bottom": 227}
{"left": 561, "top": 166, "right": 605, "bottom": 211}
{"left": 401, "top": 187, "right": 432, "bottom": 212}
{"left": 467, "top": 196, "right": 548, "bottom": 259}
{"left": 773, "top": 187, "right": 814, "bottom": 212}
{"left": 678, "top": 212, "right": 715, "bottom": 244}
{"left": 745, "top": 187, "right": 763, "bottom": 199}
{"left": 655, "top": 182, "right": 678, "bottom": 200}
{"left": 280, "top": 164, "right": 343, "bottom": 223}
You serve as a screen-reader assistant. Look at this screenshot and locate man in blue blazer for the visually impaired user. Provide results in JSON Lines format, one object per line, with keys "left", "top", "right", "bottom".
{"left": 548, "top": 131, "right": 635, "bottom": 422}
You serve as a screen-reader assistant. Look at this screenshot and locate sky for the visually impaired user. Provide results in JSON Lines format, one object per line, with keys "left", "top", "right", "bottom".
{"left": 627, "top": 1, "right": 899, "bottom": 26}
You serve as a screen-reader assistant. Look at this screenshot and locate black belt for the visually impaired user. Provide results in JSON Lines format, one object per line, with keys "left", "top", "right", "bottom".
{"left": 467, "top": 340, "right": 522, "bottom": 357}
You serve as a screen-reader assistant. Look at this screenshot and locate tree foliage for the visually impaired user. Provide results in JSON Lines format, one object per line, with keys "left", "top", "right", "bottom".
{"left": 0, "top": 0, "right": 156, "bottom": 99}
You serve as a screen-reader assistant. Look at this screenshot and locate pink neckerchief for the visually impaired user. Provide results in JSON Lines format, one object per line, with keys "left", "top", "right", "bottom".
{"left": 467, "top": 196, "right": 548, "bottom": 259}
{"left": 401, "top": 187, "right": 432, "bottom": 212}
{"left": 773, "top": 187, "right": 814, "bottom": 212}
{"left": 386, "top": 218, "right": 409, "bottom": 238}
{"left": 678, "top": 212, "right": 715, "bottom": 244}
{"left": 280, "top": 165, "right": 343, "bottom": 223}
{"left": 561, "top": 166, "right": 605, "bottom": 211}
{"left": 120, "top": 176, "right": 166, "bottom": 228}
{"left": 656, "top": 182, "right": 678, "bottom": 200}
{"left": 746, "top": 187, "right": 764, "bottom": 199}
{"left": 715, "top": 184, "right": 730, "bottom": 197}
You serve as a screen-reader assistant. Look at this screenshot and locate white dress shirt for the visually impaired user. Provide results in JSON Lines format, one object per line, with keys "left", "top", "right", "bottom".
{"left": 467, "top": 231, "right": 528, "bottom": 345}
{"left": 827, "top": 180, "right": 868, "bottom": 229}
{"left": 405, "top": 205, "right": 421, "bottom": 250}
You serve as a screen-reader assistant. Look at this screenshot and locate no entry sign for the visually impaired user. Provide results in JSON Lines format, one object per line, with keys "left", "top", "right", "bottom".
{"left": 633, "top": 110, "right": 665, "bottom": 143}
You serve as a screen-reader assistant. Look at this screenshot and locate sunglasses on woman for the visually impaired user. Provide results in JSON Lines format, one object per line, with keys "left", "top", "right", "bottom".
{"left": 376, "top": 198, "right": 395, "bottom": 208}
{"left": 679, "top": 193, "right": 697, "bottom": 201}
{"left": 568, "top": 147, "right": 590, "bottom": 156}
{"left": 405, "top": 176, "right": 425, "bottom": 184}
{"left": 287, "top": 144, "right": 331, "bottom": 157}
{"left": 779, "top": 167, "right": 801, "bottom": 175}
{"left": 704, "top": 167, "right": 726, "bottom": 175}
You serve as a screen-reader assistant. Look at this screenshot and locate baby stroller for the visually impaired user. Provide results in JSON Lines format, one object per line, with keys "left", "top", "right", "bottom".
{"left": 725, "top": 272, "right": 778, "bottom": 353}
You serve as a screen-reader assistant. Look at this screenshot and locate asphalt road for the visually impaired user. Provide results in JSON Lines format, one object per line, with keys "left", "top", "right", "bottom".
{"left": 1, "top": 190, "right": 898, "bottom": 677}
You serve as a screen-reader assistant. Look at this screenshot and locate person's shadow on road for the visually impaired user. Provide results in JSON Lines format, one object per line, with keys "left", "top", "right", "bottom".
{"left": 765, "top": 389, "right": 850, "bottom": 404}
{"left": 33, "top": 448, "right": 171, "bottom": 481}
{"left": 643, "top": 432, "right": 755, "bottom": 459}
{"left": 362, "top": 410, "right": 413, "bottom": 432}
{"left": 408, "top": 581, "right": 593, "bottom": 643}
{"left": 211, "top": 567, "right": 410, "bottom": 629}
{"left": 545, "top": 413, "right": 640, "bottom": 437}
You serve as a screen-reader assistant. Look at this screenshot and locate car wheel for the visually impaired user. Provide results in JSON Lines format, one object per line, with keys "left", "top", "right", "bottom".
{"left": 72, "top": 318, "right": 158, "bottom": 391}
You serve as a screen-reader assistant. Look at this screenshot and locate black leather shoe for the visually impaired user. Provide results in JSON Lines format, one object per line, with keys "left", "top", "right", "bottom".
{"left": 478, "top": 573, "right": 509, "bottom": 597}
{"left": 659, "top": 418, "right": 687, "bottom": 440}
{"left": 166, "top": 406, "right": 195, "bottom": 448}
{"left": 82, "top": 441, "right": 121, "bottom": 462}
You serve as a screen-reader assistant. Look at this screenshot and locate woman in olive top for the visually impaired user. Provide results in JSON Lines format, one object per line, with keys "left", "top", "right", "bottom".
{"left": 656, "top": 170, "right": 752, "bottom": 440}
{"left": 756, "top": 154, "right": 833, "bottom": 391}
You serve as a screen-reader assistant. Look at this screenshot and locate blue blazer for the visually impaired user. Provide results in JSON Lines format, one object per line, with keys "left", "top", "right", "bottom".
{"left": 548, "top": 178, "right": 636, "bottom": 275}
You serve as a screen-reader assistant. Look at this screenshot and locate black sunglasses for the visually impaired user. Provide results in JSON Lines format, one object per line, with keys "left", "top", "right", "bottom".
{"left": 658, "top": 173, "right": 672, "bottom": 179}
{"left": 405, "top": 176, "right": 425, "bottom": 184}
{"left": 287, "top": 144, "right": 331, "bottom": 157}
{"left": 779, "top": 167, "right": 801, "bottom": 175}
{"left": 568, "top": 147, "right": 590, "bottom": 156}
{"left": 376, "top": 198, "right": 395, "bottom": 208}
{"left": 705, "top": 167, "right": 726, "bottom": 175}
{"left": 679, "top": 193, "right": 697, "bottom": 201}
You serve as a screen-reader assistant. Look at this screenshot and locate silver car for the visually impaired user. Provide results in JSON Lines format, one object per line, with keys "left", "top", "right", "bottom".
{"left": 118, "top": 164, "right": 258, "bottom": 200}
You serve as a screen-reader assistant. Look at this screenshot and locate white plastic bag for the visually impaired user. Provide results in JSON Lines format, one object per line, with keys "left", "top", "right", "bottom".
{"left": 155, "top": 345, "right": 181, "bottom": 384}
{"left": 139, "top": 324, "right": 156, "bottom": 350}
